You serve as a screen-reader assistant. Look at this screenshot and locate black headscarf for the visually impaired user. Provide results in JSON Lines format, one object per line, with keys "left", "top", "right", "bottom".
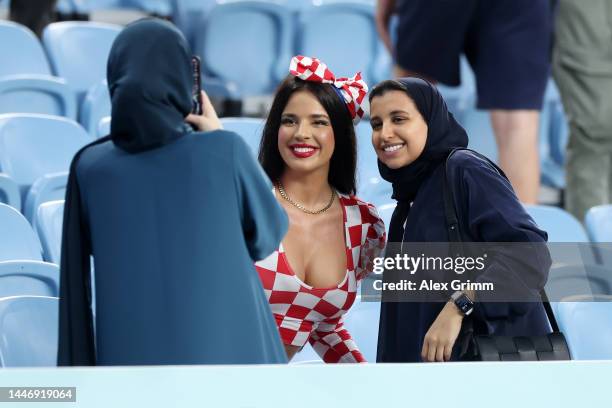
{"left": 107, "top": 18, "right": 193, "bottom": 153}
{"left": 377, "top": 78, "right": 468, "bottom": 243}
{"left": 58, "top": 19, "right": 195, "bottom": 365}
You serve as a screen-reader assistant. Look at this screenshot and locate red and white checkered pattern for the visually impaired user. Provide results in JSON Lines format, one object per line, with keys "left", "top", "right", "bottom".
{"left": 289, "top": 55, "right": 368, "bottom": 124}
{"left": 256, "top": 194, "right": 386, "bottom": 363}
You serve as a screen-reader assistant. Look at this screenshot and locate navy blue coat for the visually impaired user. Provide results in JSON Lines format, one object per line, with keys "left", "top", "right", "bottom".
{"left": 377, "top": 150, "right": 552, "bottom": 362}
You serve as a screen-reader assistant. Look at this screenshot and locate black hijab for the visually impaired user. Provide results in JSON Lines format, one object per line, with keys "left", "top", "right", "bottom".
{"left": 58, "top": 19, "right": 195, "bottom": 365}
{"left": 376, "top": 78, "right": 468, "bottom": 243}
{"left": 107, "top": 18, "right": 193, "bottom": 152}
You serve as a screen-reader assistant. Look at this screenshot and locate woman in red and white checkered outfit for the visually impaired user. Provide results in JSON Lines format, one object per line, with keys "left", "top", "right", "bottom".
{"left": 255, "top": 56, "right": 386, "bottom": 363}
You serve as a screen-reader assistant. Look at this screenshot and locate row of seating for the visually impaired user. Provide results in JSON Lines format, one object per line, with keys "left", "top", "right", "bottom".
{"left": 2, "top": 198, "right": 610, "bottom": 365}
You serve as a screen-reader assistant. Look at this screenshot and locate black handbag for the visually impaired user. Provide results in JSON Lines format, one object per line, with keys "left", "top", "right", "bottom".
{"left": 441, "top": 148, "right": 571, "bottom": 361}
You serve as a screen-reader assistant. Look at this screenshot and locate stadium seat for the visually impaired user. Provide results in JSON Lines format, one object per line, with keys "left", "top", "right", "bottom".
{"left": 220, "top": 117, "right": 264, "bottom": 155}
{"left": 0, "top": 203, "right": 43, "bottom": 262}
{"left": 0, "top": 114, "right": 92, "bottom": 218}
{"left": 0, "top": 173, "right": 20, "bottom": 209}
{"left": 546, "top": 263, "right": 612, "bottom": 302}
{"left": 35, "top": 200, "right": 64, "bottom": 265}
{"left": 98, "top": 116, "right": 111, "bottom": 138}
{"left": 355, "top": 121, "right": 392, "bottom": 205}
{"left": 296, "top": 2, "right": 390, "bottom": 87}
{"left": 0, "top": 261, "right": 60, "bottom": 298}
{"left": 196, "top": 2, "right": 293, "bottom": 99}
{"left": 342, "top": 297, "right": 381, "bottom": 362}
{"left": 24, "top": 172, "right": 69, "bottom": 225}
{"left": 375, "top": 202, "right": 395, "bottom": 234}
{"left": 42, "top": 22, "right": 122, "bottom": 102}
{"left": 173, "top": 0, "right": 218, "bottom": 50}
{"left": 553, "top": 297, "right": 612, "bottom": 360}
{"left": 80, "top": 79, "right": 111, "bottom": 136}
{"left": 585, "top": 205, "right": 612, "bottom": 243}
{"left": 124, "top": 0, "right": 172, "bottom": 16}
{"left": 524, "top": 205, "right": 589, "bottom": 243}
{"left": 0, "top": 21, "right": 76, "bottom": 119}
{"left": 0, "top": 296, "right": 59, "bottom": 367}
{"left": 585, "top": 204, "right": 612, "bottom": 267}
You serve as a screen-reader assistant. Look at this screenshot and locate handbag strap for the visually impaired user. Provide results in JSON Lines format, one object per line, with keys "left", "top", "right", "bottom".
{"left": 441, "top": 148, "right": 560, "bottom": 333}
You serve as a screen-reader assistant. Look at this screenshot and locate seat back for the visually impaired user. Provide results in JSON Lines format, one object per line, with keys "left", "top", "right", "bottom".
{"left": 296, "top": 3, "right": 385, "bottom": 87}
{"left": 35, "top": 200, "right": 64, "bottom": 264}
{"left": 220, "top": 117, "right": 264, "bottom": 155}
{"left": 554, "top": 299, "right": 612, "bottom": 360}
{"left": 0, "top": 203, "right": 42, "bottom": 261}
{"left": 97, "top": 116, "right": 111, "bottom": 139}
{"left": 199, "top": 2, "right": 293, "bottom": 96}
{"left": 42, "top": 22, "right": 122, "bottom": 99}
{"left": 80, "top": 79, "right": 111, "bottom": 136}
{"left": 0, "top": 21, "right": 52, "bottom": 76}
{"left": 585, "top": 205, "right": 612, "bottom": 243}
{"left": 342, "top": 298, "right": 381, "bottom": 362}
{"left": 0, "top": 114, "right": 92, "bottom": 201}
{"left": 0, "top": 261, "right": 59, "bottom": 298}
{"left": 0, "top": 296, "right": 58, "bottom": 367}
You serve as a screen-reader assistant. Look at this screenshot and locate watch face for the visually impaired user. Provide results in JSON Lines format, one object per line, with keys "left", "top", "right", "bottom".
{"left": 455, "top": 294, "right": 474, "bottom": 315}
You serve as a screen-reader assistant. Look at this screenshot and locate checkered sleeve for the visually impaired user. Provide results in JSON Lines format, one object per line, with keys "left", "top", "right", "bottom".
{"left": 355, "top": 203, "right": 386, "bottom": 281}
{"left": 308, "top": 318, "right": 366, "bottom": 363}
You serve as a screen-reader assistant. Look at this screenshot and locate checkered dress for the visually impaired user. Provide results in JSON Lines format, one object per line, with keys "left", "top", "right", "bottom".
{"left": 255, "top": 194, "right": 386, "bottom": 363}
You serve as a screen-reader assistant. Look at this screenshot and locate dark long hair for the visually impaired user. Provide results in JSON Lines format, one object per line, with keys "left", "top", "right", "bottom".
{"left": 258, "top": 75, "right": 357, "bottom": 195}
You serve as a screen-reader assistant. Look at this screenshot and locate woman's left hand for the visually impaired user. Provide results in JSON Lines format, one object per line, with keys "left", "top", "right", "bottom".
{"left": 185, "top": 90, "right": 223, "bottom": 132}
{"left": 421, "top": 302, "right": 464, "bottom": 362}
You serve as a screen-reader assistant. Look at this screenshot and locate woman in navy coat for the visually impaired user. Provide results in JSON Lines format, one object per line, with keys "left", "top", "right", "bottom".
{"left": 370, "top": 78, "right": 552, "bottom": 362}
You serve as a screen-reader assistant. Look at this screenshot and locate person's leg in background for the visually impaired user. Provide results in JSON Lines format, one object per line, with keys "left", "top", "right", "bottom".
{"left": 552, "top": 0, "right": 612, "bottom": 221}
{"left": 467, "top": 0, "right": 552, "bottom": 204}
{"left": 490, "top": 110, "right": 541, "bottom": 204}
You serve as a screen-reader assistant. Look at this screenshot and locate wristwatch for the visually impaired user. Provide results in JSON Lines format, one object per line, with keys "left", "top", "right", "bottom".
{"left": 450, "top": 291, "right": 474, "bottom": 316}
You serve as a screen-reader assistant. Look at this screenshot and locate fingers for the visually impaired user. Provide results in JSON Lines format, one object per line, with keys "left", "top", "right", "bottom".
{"left": 444, "top": 344, "right": 453, "bottom": 362}
{"left": 184, "top": 114, "right": 199, "bottom": 125}
{"left": 200, "top": 90, "right": 218, "bottom": 119}
{"left": 422, "top": 336, "right": 455, "bottom": 362}
{"left": 421, "top": 341, "right": 429, "bottom": 362}
{"left": 427, "top": 339, "right": 437, "bottom": 362}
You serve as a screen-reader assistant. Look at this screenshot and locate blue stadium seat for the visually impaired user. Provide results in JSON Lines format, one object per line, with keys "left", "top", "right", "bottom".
{"left": 173, "top": 0, "right": 218, "bottom": 50}
{"left": 296, "top": 2, "right": 389, "bottom": 88}
{"left": 196, "top": 2, "right": 293, "bottom": 99}
{"left": 0, "top": 296, "right": 59, "bottom": 367}
{"left": 124, "top": 0, "right": 172, "bottom": 15}
{"left": 42, "top": 22, "right": 122, "bottom": 102}
{"left": 553, "top": 299, "right": 612, "bottom": 360}
{"left": 0, "top": 261, "right": 60, "bottom": 298}
{"left": 0, "top": 203, "right": 43, "bottom": 262}
{"left": 80, "top": 79, "right": 110, "bottom": 136}
{"left": 0, "top": 21, "right": 76, "bottom": 119}
{"left": 546, "top": 263, "right": 612, "bottom": 303}
{"left": 24, "top": 172, "right": 69, "bottom": 225}
{"left": 35, "top": 200, "right": 64, "bottom": 265}
{"left": 585, "top": 204, "right": 612, "bottom": 267}
{"left": 524, "top": 205, "right": 589, "bottom": 243}
{"left": 98, "top": 116, "right": 111, "bottom": 139}
{"left": 355, "top": 121, "right": 392, "bottom": 206}
{"left": 376, "top": 202, "right": 395, "bottom": 234}
{"left": 0, "top": 173, "right": 21, "bottom": 209}
{"left": 0, "top": 114, "right": 92, "bottom": 218}
{"left": 584, "top": 205, "right": 612, "bottom": 243}
{"left": 342, "top": 297, "right": 380, "bottom": 362}
{"left": 220, "top": 117, "right": 264, "bottom": 156}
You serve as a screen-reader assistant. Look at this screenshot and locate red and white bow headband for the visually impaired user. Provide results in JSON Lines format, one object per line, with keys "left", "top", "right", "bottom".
{"left": 289, "top": 55, "right": 368, "bottom": 124}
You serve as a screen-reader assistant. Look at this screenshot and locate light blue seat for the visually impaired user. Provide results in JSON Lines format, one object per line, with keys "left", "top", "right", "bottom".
{"left": 42, "top": 22, "right": 122, "bottom": 102}
{"left": 0, "top": 173, "right": 20, "bottom": 209}
{"left": 124, "top": 0, "right": 172, "bottom": 15}
{"left": 524, "top": 205, "right": 589, "bottom": 243}
{"left": 0, "top": 203, "right": 42, "bottom": 262}
{"left": 0, "top": 21, "right": 76, "bottom": 119}
{"left": 0, "top": 114, "right": 92, "bottom": 220}
{"left": 437, "top": 55, "right": 475, "bottom": 117}
{"left": 0, "top": 296, "right": 59, "bottom": 367}
{"left": 296, "top": 2, "right": 388, "bottom": 87}
{"left": 376, "top": 202, "right": 395, "bottom": 234}
{"left": 553, "top": 299, "right": 612, "bottom": 360}
{"left": 97, "top": 116, "right": 111, "bottom": 139}
{"left": 220, "top": 117, "right": 264, "bottom": 155}
{"left": 342, "top": 297, "right": 381, "bottom": 362}
{"left": 173, "top": 0, "right": 218, "bottom": 49}
{"left": 196, "top": 2, "right": 293, "bottom": 99}
{"left": 546, "top": 263, "right": 612, "bottom": 303}
{"left": 355, "top": 121, "right": 391, "bottom": 206}
{"left": 585, "top": 206, "right": 612, "bottom": 243}
{"left": 0, "top": 261, "right": 59, "bottom": 298}
{"left": 80, "top": 79, "right": 110, "bottom": 136}
{"left": 585, "top": 204, "right": 612, "bottom": 267}
{"left": 35, "top": 200, "right": 64, "bottom": 264}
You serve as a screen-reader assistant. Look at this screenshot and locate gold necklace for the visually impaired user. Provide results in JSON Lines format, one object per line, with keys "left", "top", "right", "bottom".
{"left": 276, "top": 180, "right": 336, "bottom": 215}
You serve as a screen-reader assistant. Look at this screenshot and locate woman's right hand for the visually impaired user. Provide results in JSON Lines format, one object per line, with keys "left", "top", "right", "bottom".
{"left": 185, "top": 90, "right": 223, "bottom": 132}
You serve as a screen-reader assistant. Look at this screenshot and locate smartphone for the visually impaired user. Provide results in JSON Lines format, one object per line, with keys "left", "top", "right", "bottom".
{"left": 191, "top": 55, "right": 203, "bottom": 115}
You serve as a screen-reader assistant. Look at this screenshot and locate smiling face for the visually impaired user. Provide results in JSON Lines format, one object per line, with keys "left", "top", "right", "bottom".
{"left": 370, "top": 90, "right": 428, "bottom": 169}
{"left": 278, "top": 90, "right": 335, "bottom": 175}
